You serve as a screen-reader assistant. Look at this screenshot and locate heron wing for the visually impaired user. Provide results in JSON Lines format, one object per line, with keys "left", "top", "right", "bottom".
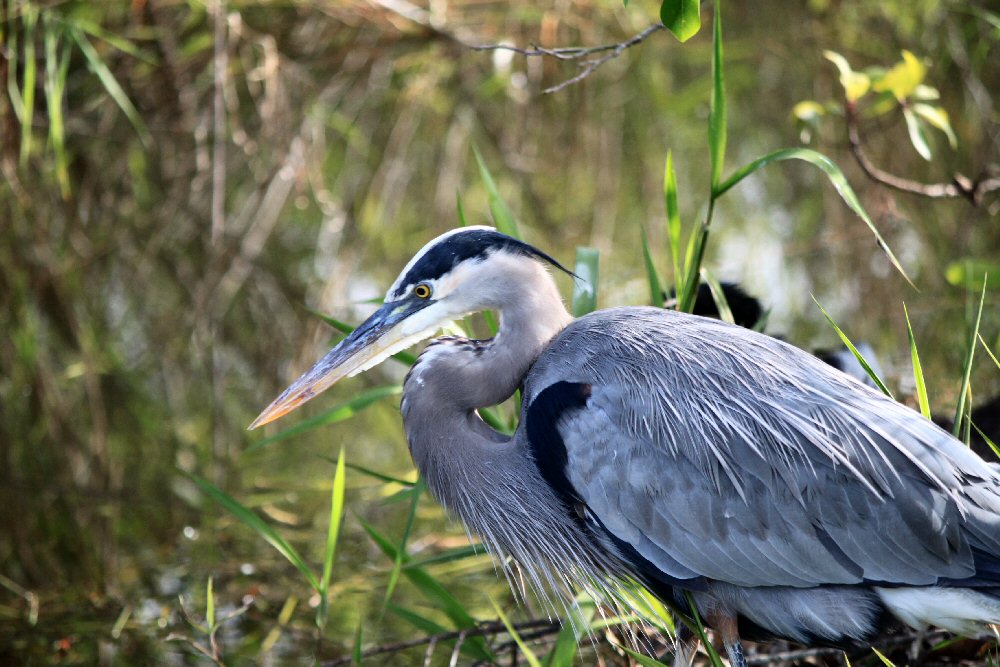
{"left": 524, "top": 307, "right": 1000, "bottom": 588}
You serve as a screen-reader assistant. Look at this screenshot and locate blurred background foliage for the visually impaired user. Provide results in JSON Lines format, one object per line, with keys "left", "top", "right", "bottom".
{"left": 1, "top": 0, "right": 998, "bottom": 663}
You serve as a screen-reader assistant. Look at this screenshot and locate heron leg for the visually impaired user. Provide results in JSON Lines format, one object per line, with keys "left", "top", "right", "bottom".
{"left": 706, "top": 610, "right": 748, "bottom": 667}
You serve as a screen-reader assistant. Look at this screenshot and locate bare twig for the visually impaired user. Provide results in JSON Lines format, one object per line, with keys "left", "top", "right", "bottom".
{"left": 845, "top": 100, "right": 1000, "bottom": 206}
{"left": 369, "top": 0, "right": 665, "bottom": 94}
{"left": 321, "top": 619, "right": 559, "bottom": 666}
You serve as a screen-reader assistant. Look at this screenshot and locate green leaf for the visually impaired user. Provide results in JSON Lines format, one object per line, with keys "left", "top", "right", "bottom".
{"left": 683, "top": 592, "right": 726, "bottom": 667}
{"left": 903, "top": 304, "right": 931, "bottom": 419}
{"left": 546, "top": 598, "right": 596, "bottom": 667}
{"left": 206, "top": 577, "right": 216, "bottom": 629}
{"left": 813, "top": 298, "right": 894, "bottom": 398}
{"left": 902, "top": 107, "right": 932, "bottom": 160}
{"left": 952, "top": 280, "right": 987, "bottom": 439}
{"left": 664, "top": 151, "right": 683, "bottom": 284}
{"left": 188, "top": 473, "right": 320, "bottom": 592}
{"left": 248, "top": 385, "right": 402, "bottom": 451}
{"left": 491, "top": 598, "right": 542, "bottom": 667}
{"left": 317, "top": 449, "right": 347, "bottom": 630}
{"left": 640, "top": 227, "right": 664, "bottom": 308}
{"left": 872, "top": 50, "right": 926, "bottom": 101}
{"left": 944, "top": 260, "right": 1000, "bottom": 291}
{"left": 404, "top": 544, "right": 485, "bottom": 570}
{"left": 621, "top": 648, "right": 670, "bottom": 667}
{"left": 700, "top": 267, "right": 735, "bottom": 324}
{"left": 68, "top": 26, "right": 152, "bottom": 148}
{"left": 456, "top": 191, "right": 468, "bottom": 226}
{"left": 572, "top": 247, "right": 600, "bottom": 316}
{"left": 708, "top": 1, "right": 727, "bottom": 192}
{"left": 716, "top": 147, "right": 913, "bottom": 286}
{"left": 18, "top": 6, "right": 38, "bottom": 166}
{"left": 912, "top": 103, "right": 958, "bottom": 149}
{"left": 473, "top": 146, "right": 520, "bottom": 238}
{"left": 352, "top": 623, "right": 363, "bottom": 665}
{"left": 660, "top": 0, "right": 701, "bottom": 43}
{"left": 342, "top": 462, "right": 414, "bottom": 487}
{"left": 383, "top": 479, "right": 425, "bottom": 608}
{"left": 823, "top": 50, "right": 870, "bottom": 102}
{"left": 872, "top": 647, "right": 898, "bottom": 667}
{"left": 792, "top": 100, "right": 827, "bottom": 122}
{"left": 388, "top": 603, "right": 448, "bottom": 635}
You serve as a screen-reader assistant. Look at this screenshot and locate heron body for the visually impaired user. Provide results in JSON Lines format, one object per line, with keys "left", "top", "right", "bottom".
{"left": 252, "top": 227, "right": 1000, "bottom": 665}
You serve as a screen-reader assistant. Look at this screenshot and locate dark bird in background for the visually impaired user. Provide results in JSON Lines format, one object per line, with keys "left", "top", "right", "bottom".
{"left": 252, "top": 228, "right": 1000, "bottom": 667}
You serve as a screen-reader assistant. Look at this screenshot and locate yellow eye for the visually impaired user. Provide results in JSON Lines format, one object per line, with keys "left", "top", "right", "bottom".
{"left": 413, "top": 283, "right": 432, "bottom": 299}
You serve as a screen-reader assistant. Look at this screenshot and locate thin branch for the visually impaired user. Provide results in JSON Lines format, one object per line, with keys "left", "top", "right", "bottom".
{"left": 369, "top": 0, "right": 665, "bottom": 94}
{"left": 845, "top": 100, "right": 1000, "bottom": 206}
{"left": 470, "top": 23, "right": 665, "bottom": 94}
{"left": 320, "top": 619, "right": 559, "bottom": 666}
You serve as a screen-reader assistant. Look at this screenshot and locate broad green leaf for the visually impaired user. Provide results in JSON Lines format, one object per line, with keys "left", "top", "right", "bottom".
{"left": 572, "top": 247, "right": 600, "bottom": 316}
{"left": 491, "top": 599, "right": 542, "bottom": 667}
{"left": 248, "top": 385, "right": 402, "bottom": 450}
{"left": 823, "top": 50, "right": 870, "bottom": 102}
{"left": 660, "top": 0, "right": 701, "bottom": 43}
{"left": 716, "top": 148, "right": 913, "bottom": 286}
{"left": 473, "top": 146, "right": 520, "bottom": 238}
{"left": 813, "top": 298, "right": 894, "bottom": 398}
{"left": 913, "top": 103, "right": 958, "bottom": 148}
{"left": 188, "top": 473, "right": 320, "bottom": 592}
{"left": 902, "top": 107, "right": 932, "bottom": 160}
{"left": 664, "top": 151, "right": 682, "bottom": 283}
{"left": 944, "top": 260, "right": 1000, "bottom": 290}
{"left": 640, "top": 227, "right": 664, "bottom": 308}
{"left": 708, "top": 2, "right": 727, "bottom": 192}
{"left": 317, "top": 449, "right": 347, "bottom": 630}
{"left": 903, "top": 304, "right": 931, "bottom": 419}
{"left": 872, "top": 50, "right": 926, "bottom": 101}
{"left": 952, "top": 281, "right": 987, "bottom": 439}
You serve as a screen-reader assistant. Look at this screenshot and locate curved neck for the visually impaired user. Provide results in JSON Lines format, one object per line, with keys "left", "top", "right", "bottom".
{"left": 401, "top": 258, "right": 571, "bottom": 505}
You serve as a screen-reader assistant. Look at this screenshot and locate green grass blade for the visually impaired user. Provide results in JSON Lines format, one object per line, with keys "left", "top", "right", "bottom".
{"left": 317, "top": 448, "right": 347, "bottom": 630}
{"left": 572, "top": 247, "right": 600, "bottom": 316}
{"left": 383, "top": 479, "right": 425, "bottom": 607}
{"left": 248, "top": 385, "right": 402, "bottom": 451}
{"left": 700, "top": 267, "right": 735, "bottom": 324}
{"left": 67, "top": 26, "right": 151, "bottom": 147}
{"left": 715, "top": 147, "right": 913, "bottom": 286}
{"left": 903, "top": 304, "right": 931, "bottom": 419}
{"left": 352, "top": 623, "right": 363, "bottom": 665}
{"left": 660, "top": 0, "right": 701, "bottom": 42}
{"left": 980, "top": 334, "right": 1000, "bottom": 371}
{"left": 388, "top": 603, "right": 448, "bottom": 635}
{"left": 812, "top": 297, "right": 894, "bottom": 398}
{"left": 188, "top": 472, "right": 320, "bottom": 592}
{"left": 872, "top": 647, "right": 897, "bottom": 667}
{"left": 206, "top": 577, "right": 215, "bottom": 629}
{"left": 43, "top": 22, "right": 70, "bottom": 198}
{"left": 456, "top": 191, "right": 468, "bottom": 226}
{"left": 545, "top": 598, "right": 595, "bottom": 667}
{"left": 342, "top": 462, "right": 414, "bottom": 487}
{"left": 677, "top": 222, "right": 710, "bottom": 312}
{"left": 708, "top": 0, "right": 726, "bottom": 193}
{"left": 640, "top": 228, "right": 665, "bottom": 308}
{"left": 18, "top": 5, "right": 37, "bottom": 166}
{"left": 664, "top": 151, "right": 682, "bottom": 284}
{"left": 473, "top": 146, "right": 519, "bottom": 238}
{"left": 683, "top": 591, "right": 726, "bottom": 667}
{"left": 491, "top": 598, "right": 542, "bottom": 667}
{"left": 404, "top": 544, "right": 484, "bottom": 570}
{"left": 973, "top": 423, "right": 1000, "bottom": 460}
{"left": 622, "top": 648, "right": 670, "bottom": 667}
{"left": 952, "top": 280, "right": 987, "bottom": 437}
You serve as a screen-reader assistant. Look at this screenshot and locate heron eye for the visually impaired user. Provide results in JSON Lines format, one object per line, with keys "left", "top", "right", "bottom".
{"left": 413, "top": 283, "right": 432, "bottom": 299}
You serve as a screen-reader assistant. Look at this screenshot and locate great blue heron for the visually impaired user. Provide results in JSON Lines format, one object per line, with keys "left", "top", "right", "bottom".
{"left": 251, "top": 227, "right": 1000, "bottom": 666}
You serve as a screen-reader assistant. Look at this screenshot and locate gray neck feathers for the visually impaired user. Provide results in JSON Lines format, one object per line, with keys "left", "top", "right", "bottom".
{"left": 399, "top": 258, "right": 624, "bottom": 609}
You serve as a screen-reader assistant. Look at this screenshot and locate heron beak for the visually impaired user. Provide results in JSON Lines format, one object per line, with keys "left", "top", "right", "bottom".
{"left": 248, "top": 299, "right": 434, "bottom": 430}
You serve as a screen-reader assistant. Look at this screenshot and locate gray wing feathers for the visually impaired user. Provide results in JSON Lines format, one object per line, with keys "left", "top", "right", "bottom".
{"left": 526, "top": 307, "right": 1000, "bottom": 588}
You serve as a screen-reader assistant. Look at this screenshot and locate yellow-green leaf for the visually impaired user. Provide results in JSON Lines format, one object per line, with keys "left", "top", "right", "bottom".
{"left": 660, "top": 0, "right": 701, "bottom": 43}
{"left": 792, "top": 100, "right": 826, "bottom": 122}
{"left": 872, "top": 50, "right": 926, "bottom": 101}
{"left": 823, "top": 50, "right": 870, "bottom": 102}
{"left": 912, "top": 103, "right": 958, "bottom": 149}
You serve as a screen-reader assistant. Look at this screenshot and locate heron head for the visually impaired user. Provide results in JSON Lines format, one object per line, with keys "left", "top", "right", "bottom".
{"left": 249, "top": 226, "right": 569, "bottom": 429}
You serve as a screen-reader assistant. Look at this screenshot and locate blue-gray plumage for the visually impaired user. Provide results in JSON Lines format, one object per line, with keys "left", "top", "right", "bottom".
{"left": 251, "top": 227, "right": 1000, "bottom": 666}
